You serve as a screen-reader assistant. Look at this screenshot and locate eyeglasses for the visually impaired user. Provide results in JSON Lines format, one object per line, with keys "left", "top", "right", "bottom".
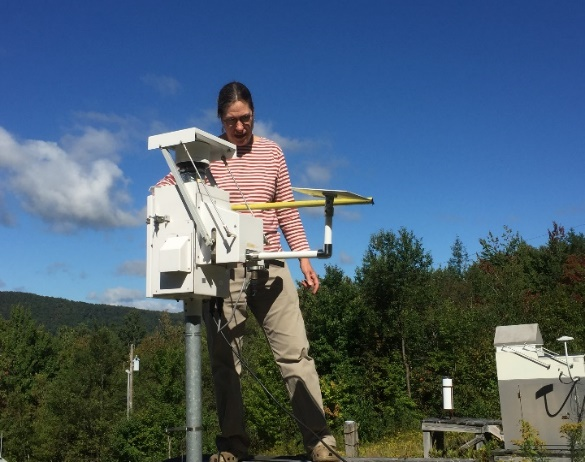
{"left": 223, "top": 113, "right": 253, "bottom": 127}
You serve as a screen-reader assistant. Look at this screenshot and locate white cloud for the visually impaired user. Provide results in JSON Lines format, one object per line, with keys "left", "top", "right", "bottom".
{"left": 187, "top": 108, "right": 219, "bottom": 132}
{"left": 338, "top": 251, "right": 354, "bottom": 265}
{"left": 87, "top": 286, "right": 181, "bottom": 312}
{"left": 254, "top": 120, "right": 319, "bottom": 152}
{"left": 337, "top": 207, "right": 363, "bottom": 222}
{"left": 131, "top": 298, "right": 182, "bottom": 312}
{"left": 60, "top": 126, "right": 121, "bottom": 163}
{"left": 141, "top": 73, "right": 181, "bottom": 96}
{"left": 89, "top": 286, "right": 143, "bottom": 304}
{"left": 298, "top": 163, "right": 333, "bottom": 185}
{"left": 116, "top": 260, "right": 146, "bottom": 277}
{"left": 0, "top": 126, "right": 143, "bottom": 232}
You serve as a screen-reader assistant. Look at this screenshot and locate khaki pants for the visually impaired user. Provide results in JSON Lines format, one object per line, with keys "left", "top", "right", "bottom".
{"left": 203, "top": 262, "right": 334, "bottom": 456}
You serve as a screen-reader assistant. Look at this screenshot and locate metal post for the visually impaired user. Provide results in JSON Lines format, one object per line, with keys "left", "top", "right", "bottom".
{"left": 126, "top": 368, "right": 130, "bottom": 419}
{"left": 184, "top": 299, "right": 203, "bottom": 462}
{"left": 129, "top": 343, "right": 134, "bottom": 415}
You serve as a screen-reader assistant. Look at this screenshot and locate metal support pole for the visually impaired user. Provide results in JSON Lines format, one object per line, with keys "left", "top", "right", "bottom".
{"left": 184, "top": 298, "right": 203, "bottom": 462}
{"left": 129, "top": 343, "right": 134, "bottom": 415}
{"left": 126, "top": 369, "right": 130, "bottom": 419}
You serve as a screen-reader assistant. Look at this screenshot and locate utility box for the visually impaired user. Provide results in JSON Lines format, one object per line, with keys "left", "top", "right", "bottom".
{"left": 494, "top": 323, "right": 585, "bottom": 450}
{"left": 146, "top": 180, "right": 263, "bottom": 299}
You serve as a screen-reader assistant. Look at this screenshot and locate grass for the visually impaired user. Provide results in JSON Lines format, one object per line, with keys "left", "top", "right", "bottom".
{"left": 356, "top": 429, "right": 424, "bottom": 458}
{"left": 353, "top": 430, "right": 502, "bottom": 459}
{"left": 266, "top": 429, "right": 502, "bottom": 459}
{"left": 265, "top": 430, "right": 425, "bottom": 459}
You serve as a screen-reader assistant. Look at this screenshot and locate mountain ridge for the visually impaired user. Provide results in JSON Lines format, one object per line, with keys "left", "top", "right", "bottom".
{"left": 0, "top": 290, "right": 181, "bottom": 332}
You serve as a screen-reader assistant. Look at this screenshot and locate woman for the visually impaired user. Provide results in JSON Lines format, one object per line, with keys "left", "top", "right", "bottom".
{"left": 204, "top": 82, "right": 339, "bottom": 462}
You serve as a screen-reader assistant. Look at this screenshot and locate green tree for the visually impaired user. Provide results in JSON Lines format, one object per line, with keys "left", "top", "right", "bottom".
{"left": 302, "top": 266, "right": 372, "bottom": 374}
{"left": 0, "top": 306, "right": 55, "bottom": 460}
{"left": 447, "top": 236, "right": 469, "bottom": 276}
{"left": 118, "top": 310, "right": 148, "bottom": 346}
{"left": 33, "top": 325, "right": 126, "bottom": 461}
{"left": 478, "top": 225, "right": 523, "bottom": 262}
{"left": 356, "top": 228, "right": 433, "bottom": 399}
{"left": 110, "top": 312, "right": 195, "bottom": 461}
{"left": 300, "top": 265, "right": 381, "bottom": 438}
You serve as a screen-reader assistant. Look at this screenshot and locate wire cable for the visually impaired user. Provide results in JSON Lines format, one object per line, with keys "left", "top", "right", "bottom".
{"left": 220, "top": 155, "right": 268, "bottom": 245}
{"left": 220, "top": 155, "right": 256, "bottom": 218}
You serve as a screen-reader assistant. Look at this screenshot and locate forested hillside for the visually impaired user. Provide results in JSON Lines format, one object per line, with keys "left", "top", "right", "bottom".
{"left": 0, "top": 291, "right": 181, "bottom": 332}
{"left": 1, "top": 222, "right": 584, "bottom": 461}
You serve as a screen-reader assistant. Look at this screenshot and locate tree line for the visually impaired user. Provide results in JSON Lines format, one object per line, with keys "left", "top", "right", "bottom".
{"left": 1, "top": 222, "right": 585, "bottom": 461}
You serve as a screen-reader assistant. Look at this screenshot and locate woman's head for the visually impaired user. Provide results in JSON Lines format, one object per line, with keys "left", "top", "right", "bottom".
{"left": 217, "top": 81, "right": 255, "bottom": 146}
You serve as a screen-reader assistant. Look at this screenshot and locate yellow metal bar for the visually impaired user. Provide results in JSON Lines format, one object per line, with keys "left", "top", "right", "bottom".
{"left": 230, "top": 197, "right": 373, "bottom": 211}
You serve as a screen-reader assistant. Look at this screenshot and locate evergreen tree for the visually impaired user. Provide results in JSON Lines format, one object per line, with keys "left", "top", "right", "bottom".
{"left": 118, "top": 310, "right": 148, "bottom": 346}
{"left": 34, "top": 325, "right": 126, "bottom": 461}
{"left": 353, "top": 228, "right": 433, "bottom": 432}
{"left": 447, "top": 235, "right": 469, "bottom": 276}
{"left": 0, "top": 306, "right": 55, "bottom": 460}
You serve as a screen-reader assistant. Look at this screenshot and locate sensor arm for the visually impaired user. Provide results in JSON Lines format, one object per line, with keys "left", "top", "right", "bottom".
{"left": 245, "top": 190, "right": 367, "bottom": 261}
{"left": 230, "top": 196, "right": 373, "bottom": 211}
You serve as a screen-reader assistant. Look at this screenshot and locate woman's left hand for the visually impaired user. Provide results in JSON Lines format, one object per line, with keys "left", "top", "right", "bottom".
{"left": 299, "top": 258, "right": 319, "bottom": 294}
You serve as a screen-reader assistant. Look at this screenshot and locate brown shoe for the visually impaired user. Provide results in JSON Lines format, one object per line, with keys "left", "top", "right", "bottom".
{"left": 209, "top": 451, "right": 239, "bottom": 462}
{"left": 310, "top": 442, "right": 340, "bottom": 462}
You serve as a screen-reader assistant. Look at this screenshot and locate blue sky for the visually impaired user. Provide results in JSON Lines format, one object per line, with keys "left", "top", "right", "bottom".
{"left": 1, "top": 1, "right": 584, "bottom": 312}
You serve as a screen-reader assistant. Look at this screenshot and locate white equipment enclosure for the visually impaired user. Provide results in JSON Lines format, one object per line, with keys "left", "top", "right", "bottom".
{"left": 147, "top": 127, "right": 263, "bottom": 300}
{"left": 495, "top": 323, "right": 585, "bottom": 452}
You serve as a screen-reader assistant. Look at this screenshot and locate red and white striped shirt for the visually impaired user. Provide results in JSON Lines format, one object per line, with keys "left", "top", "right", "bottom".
{"left": 154, "top": 136, "right": 310, "bottom": 253}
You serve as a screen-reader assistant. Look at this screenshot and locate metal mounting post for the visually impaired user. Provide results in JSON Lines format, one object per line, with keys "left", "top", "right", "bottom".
{"left": 184, "top": 298, "right": 203, "bottom": 462}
